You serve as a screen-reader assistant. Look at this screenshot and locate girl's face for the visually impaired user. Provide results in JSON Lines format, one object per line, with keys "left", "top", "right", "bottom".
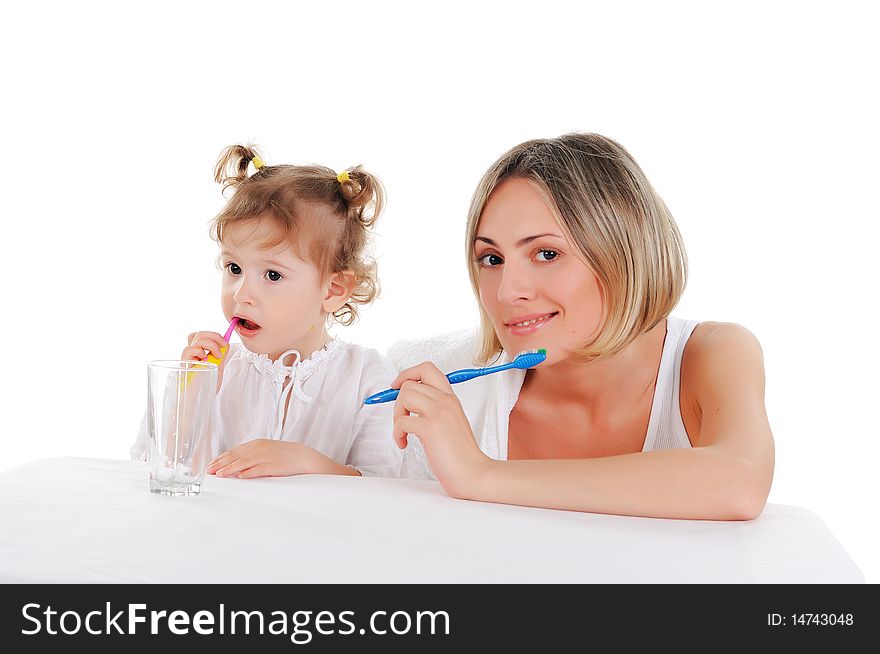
{"left": 220, "top": 217, "right": 334, "bottom": 360}
{"left": 474, "top": 177, "right": 603, "bottom": 365}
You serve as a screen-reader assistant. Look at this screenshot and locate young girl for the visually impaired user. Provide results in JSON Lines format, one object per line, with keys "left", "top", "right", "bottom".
{"left": 132, "top": 145, "right": 401, "bottom": 479}
{"left": 390, "top": 133, "right": 775, "bottom": 519}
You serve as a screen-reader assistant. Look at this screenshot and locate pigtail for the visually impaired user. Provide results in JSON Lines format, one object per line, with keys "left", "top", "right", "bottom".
{"left": 329, "top": 165, "right": 385, "bottom": 326}
{"left": 338, "top": 166, "right": 385, "bottom": 228}
{"left": 213, "top": 144, "right": 265, "bottom": 192}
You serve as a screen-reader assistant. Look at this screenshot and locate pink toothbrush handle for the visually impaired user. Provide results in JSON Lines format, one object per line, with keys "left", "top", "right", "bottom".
{"left": 223, "top": 317, "right": 240, "bottom": 343}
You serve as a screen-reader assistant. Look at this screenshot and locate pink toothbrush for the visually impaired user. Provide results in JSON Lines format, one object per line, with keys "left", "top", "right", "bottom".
{"left": 205, "top": 317, "right": 240, "bottom": 366}
{"left": 180, "top": 317, "right": 238, "bottom": 390}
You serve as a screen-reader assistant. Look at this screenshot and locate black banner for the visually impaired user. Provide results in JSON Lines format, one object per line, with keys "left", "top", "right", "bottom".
{"left": 0, "top": 584, "right": 875, "bottom": 651}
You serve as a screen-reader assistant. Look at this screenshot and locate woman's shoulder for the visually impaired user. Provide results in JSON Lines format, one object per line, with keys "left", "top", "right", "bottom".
{"left": 681, "top": 321, "right": 766, "bottom": 399}
{"left": 686, "top": 321, "right": 764, "bottom": 356}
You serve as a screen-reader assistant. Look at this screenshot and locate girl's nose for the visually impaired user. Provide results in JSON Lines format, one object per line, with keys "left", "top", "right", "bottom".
{"left": 497, "top": 261, "right": 536, "bottom": 304}
{"left": 232, "top": 277, "right": 256, "bottom": 305}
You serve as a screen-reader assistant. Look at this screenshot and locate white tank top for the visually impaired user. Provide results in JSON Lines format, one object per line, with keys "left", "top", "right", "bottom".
{"left": 641, "top": 316, "right": 700, "bottom": 451}
{"left": 491, "top": 315, "right": 700, "bottom": 459}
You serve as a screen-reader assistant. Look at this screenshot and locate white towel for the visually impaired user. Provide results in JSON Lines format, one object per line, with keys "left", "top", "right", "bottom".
{"left": 386, "top": 328, "right": 481, "bottom": 371}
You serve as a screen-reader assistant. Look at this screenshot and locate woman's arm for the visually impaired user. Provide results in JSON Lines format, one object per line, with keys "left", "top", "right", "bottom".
{"left": 392, "top": 324, "right": 774, "bottom": 520}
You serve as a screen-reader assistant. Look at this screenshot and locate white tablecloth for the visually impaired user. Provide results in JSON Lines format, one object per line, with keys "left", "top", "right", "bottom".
{"left": 0, "top": 457, "right": 864, "bottom": 583}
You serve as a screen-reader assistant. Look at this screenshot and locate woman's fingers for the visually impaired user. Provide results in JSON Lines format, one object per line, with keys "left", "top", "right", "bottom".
{"left": 393, "top": 414, "right": 423, "bottom": 449}
{"left": 393, "top": 380, "right": 446, "bottom": 424}
{"left": 392, "top": 392, "right": 410, "bottom": 448}
{"left": 391, "top": 379, "right": 450, "bottom": 447}
{"left": 391, "top": 361, "right": 453, "bottom": 392}
{"left": 392, "top": 387, "right": 414, "bottom": 448}
{"left": 396, "top": 381, "right": 440, "bottom": 412}
{"left": 389, "top": 363, "right": 455, "bottom": 448}
{"left": 400, "top": 379, "right": 446, "bottom": 403}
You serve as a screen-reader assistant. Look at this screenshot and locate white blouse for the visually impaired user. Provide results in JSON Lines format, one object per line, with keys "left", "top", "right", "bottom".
{"left": 132, "top": 338, "right": 402, "bottom": 477}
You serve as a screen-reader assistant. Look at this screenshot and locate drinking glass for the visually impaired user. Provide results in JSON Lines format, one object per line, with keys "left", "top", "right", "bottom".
{"left": 147, "top": 360, "right": 217, "bottom": 495}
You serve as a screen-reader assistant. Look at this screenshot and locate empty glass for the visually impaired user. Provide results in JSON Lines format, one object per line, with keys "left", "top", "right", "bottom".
{"left": 147, "top": 360, "right": 217, "bottom": 495}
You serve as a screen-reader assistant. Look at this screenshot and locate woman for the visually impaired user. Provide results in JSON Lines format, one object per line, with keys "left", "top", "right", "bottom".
{"left": 390, "top": 133, "right": 774, "bottom": 520}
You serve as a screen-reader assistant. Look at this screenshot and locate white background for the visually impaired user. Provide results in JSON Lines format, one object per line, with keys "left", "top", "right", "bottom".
{"left": 2, "top": 1, "right": 877, "bottom": 581}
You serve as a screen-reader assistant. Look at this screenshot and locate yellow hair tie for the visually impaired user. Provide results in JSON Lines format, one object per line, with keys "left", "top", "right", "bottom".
{"left": 252, "top": 156, "right": 265, "bottom": 170}
{"left": 337, "top": 171, "right": 350, "bottom": 183}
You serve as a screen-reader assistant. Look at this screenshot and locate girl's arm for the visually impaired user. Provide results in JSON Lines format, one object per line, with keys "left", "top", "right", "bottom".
{"left": 207, "top": 441, "right": 361, "bottom": 478}
{"left": 207, "top": 351, "right": 402, "bottom": 480}
{"left": 392, "top": 324, "right": 774, "bottom": 521}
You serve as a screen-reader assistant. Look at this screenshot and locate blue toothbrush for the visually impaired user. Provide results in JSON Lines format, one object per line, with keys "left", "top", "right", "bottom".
{"left": 363, "top": 348, "right": 547, "bottom": 405}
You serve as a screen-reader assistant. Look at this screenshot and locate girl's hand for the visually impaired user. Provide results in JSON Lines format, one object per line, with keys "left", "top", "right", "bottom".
{"left": 207, "top": 440, "right": 319, "bottom": 478}
{"left": 182, "top": 331, "right": 227, "bottom": 362}
{"left": 391, "top": 362, "right": 492, "bottom": 498}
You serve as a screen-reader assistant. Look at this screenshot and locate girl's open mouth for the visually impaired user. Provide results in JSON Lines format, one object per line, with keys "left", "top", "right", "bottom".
{"left": 236, "top": 318, "right": 262, "bottom": 336}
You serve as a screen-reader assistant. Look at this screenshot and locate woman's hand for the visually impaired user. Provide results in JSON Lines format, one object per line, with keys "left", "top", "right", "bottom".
{"left": 391, "top": 362, "right": 492, "bottom": 498}
{"left": 207, "top": 440, "right": 359, "bottom": 478}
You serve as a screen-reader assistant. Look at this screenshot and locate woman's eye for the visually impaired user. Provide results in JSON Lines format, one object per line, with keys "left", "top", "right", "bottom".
{"left": 226, "top": 262, "right": 242, "bottom": 275}
{"left": 477, "top": 253, "right": 503, "bottom": 267}
{"left": 535, "top": 249, "right": 559, "bottom": 262}
{"left": 265, "top": 270, "right": 283, "bottom": 282}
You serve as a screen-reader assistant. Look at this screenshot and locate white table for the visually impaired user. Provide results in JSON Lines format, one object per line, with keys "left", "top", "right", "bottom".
{"left": 0, "top": 457, "right": 864, "bottom": 583}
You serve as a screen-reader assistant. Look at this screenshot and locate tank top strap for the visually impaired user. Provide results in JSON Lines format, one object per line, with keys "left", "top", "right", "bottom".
{"left": 642, "top": 316, "right": 700, "bottom": 452}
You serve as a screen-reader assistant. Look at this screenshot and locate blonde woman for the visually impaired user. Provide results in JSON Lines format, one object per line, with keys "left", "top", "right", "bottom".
{"left": 390, "top": 133, "right": 774, "bottom": 520}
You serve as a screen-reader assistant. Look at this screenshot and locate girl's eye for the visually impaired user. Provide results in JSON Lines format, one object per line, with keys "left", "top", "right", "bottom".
{"left": 226, "top": 262, "right": 242, "bottom": 275}
{"left": 265, "top": 270, "right": 283, "bottom": 282}
{"left": 535, "top": 249, "right": 559, "bottom": 262}
{"left": 477, "top": 253, "right": 503, "bottom": 267}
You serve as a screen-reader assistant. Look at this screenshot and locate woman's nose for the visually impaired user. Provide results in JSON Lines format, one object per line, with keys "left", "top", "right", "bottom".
{"left": 497, "top": 261, "right": 535, "bottom": 304}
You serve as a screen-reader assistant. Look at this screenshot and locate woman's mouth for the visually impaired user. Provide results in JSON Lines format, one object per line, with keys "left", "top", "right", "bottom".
{"left": 505, "top": 312, "right": 558, "bottom": 336}
{"left": 236, "top": 318, "right": 262, "bottom": 337}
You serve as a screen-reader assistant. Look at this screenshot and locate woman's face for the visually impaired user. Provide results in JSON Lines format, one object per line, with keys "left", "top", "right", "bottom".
{"left": 474, "top": 177, "right": 603, "bottom": 365}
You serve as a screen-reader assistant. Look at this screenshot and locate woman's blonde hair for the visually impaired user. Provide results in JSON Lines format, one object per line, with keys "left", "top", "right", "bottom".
{"left": 465, "top": 133, "right": 688, "bottom": 363}
{"left": 210, "top": 144, "right": 384, "bottom": 326}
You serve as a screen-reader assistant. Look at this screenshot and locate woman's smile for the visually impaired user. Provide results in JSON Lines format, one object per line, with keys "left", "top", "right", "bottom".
{"left": 505, "top": 311, "right": 558, "bottom": 336}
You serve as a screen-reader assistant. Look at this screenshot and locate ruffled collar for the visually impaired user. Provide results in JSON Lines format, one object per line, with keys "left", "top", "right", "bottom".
{"left": 238, "top": 337, "right": 345, "bottom": 386}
